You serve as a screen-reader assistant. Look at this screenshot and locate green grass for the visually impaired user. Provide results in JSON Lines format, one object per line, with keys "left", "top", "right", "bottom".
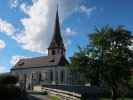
{"left": 49, "top": 95, "right": 60, "bottom": 100}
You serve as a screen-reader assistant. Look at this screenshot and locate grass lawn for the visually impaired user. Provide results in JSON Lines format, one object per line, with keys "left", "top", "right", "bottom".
{"left": 49, "top": 95, "right": 60, "bottom": 100}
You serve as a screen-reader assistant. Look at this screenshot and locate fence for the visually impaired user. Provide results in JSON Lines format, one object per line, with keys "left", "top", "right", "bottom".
{"left": 42, "top": 85, "right": 104, "bottom": 100}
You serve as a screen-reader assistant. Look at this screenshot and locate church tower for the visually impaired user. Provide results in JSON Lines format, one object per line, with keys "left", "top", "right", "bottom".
{"left": 48, "top": 7, "right": 65, "bottom": 56}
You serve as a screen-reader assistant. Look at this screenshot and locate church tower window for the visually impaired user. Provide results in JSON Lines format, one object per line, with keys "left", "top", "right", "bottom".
{"left": 52, "top": 50, "right": 55, "bottom": 55}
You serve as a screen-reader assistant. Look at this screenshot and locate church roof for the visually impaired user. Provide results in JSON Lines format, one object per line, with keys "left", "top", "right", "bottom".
{"left": 12, "top": 55, "right": 68, "bottom": 69}
{"left": 48, "top": 8, "right": 65, "bottom": 49}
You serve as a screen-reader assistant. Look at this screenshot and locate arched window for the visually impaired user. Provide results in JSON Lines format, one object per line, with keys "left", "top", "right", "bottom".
{"left": 52, "top": 50, "right": 55, "bottom": 55}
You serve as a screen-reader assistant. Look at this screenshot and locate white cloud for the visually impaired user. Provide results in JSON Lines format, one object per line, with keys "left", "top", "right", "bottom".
{"left": 64, "top": 39, "right": 72, "bottom": 49}
{"left": 10, "top": 0, "right": 19, "bottom": 8}
{"left": 63, "top": 27, "right": 76, "bottom": 48}
{"left": 0, "top": 65, "right": 9, "bottom": 73}
{"left": 10, "top": 55, "right": 28, "bottom": 66}
{"left": 2, "top": 0, "right": 96, "bottom": 54}
{"left": 0, "top": 40, "right": 6, "bottom": 49}
{"left": 64, "top": 27, "right": 76, "bottom": 36}
{"left": 20, "top": 3, "right": 28, "bottom": 13}
{"left": 15, "top": 0, "right": 56, "bottom": 53}
{"left": 0, "top": 19, "right": 16, "bottom": 36}
{"left": 16, "top": 0, "right": 84, "bottom": 53}
{"left": 80, "top": 5, "right": 96, "bottom": 16}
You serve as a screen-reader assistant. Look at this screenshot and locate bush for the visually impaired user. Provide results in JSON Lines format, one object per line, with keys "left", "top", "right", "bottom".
{"left": 41, "top": 91, "right": 48, "bottom": 95}
{"left": 0, "top": 85, "right": 28, "bottom": 99}
{"left": 125, "top": 88, "right": 133, "bottom": 98}
{"left": 0, "top": 74, "right": 28, "bottom": 100}
{"left": 0, "top": 75, "right": 18, "bottom": 85}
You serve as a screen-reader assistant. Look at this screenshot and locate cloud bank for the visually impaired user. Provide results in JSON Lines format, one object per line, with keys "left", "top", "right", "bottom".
{"left": 0, "top": 0, "right": 96, "bottom": 54}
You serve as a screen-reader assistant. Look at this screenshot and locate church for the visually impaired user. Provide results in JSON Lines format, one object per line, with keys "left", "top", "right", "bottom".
{"left": 11, "top": 8, "right": 75, "bottom": 89}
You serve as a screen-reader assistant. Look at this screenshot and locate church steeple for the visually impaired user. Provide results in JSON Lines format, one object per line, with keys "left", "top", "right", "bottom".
{"left": 48, "top": 6, "right": 65, "bottom": 56}
{"left": 54, "top": 6, "right": 61, "bottom": 36}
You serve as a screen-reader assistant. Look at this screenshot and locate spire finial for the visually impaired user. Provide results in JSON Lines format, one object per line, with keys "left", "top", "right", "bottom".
{"left": 56, "top": 2, "right": 59, "bottom": 17}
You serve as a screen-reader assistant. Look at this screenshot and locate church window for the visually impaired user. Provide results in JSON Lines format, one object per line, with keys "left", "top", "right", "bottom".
{"left": 52, "top": 50, "right": 55, "bottom": 55}
{"left": 55, "top": 71, "right": 58, "bottom": 84}
{"left": 61, "top": 71, "right": 64, "bottom": 83}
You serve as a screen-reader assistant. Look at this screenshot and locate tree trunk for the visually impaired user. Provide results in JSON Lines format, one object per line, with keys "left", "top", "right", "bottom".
{"left": 112, "top": 87, "right": 118, "bottom": 100}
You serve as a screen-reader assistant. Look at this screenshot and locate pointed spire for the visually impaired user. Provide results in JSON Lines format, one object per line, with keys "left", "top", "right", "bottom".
{"left": 48, "top": 5, "right": 65, "bottom": 50}
{"left": 54, "top": 4, "right": 60, "bottom": 35}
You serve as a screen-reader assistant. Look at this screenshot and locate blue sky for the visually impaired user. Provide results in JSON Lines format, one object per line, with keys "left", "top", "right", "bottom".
{"left": 0, "top": 0, "right": 133, "bottom": 73}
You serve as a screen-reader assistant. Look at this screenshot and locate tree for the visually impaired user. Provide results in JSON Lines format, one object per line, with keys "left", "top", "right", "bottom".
{"left": 69, "top": 46, "right": 101, "bottom": 85}
{"left": 68, "top": 25, "right": 133, "bottom": 100}
{"left": 0, "top": 74, "right": 18, "bottom": 85}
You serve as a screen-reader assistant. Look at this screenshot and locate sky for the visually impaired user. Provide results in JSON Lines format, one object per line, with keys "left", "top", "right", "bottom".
{"left": 0, "top": 0, "right": 133, "bottom": 73}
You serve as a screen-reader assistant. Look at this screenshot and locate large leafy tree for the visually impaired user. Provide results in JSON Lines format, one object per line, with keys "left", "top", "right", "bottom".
{"left": 69, "top": 25, "right": 133, "bottom": 100}
{"left": 69, "top": 46, "right": 101, "bottom": 85}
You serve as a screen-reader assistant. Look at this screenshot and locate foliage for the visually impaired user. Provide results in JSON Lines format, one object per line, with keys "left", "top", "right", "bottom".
{"left": 42, "top": 91, "right": 48, "bottom": 95}
{"left": 129, "top": 76, "right": 133, "bottom": 88}
{"left": 0, "top": 74, "right": 18, "bottom": 85}
{"left": 68, "top": 47, "right": 101, "bottom": 85}
{"left": 0, "top": 74, "right": 28, "bottom": 100}
{"left": 68, "top": 25, "right": 133, "bottom": 100}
